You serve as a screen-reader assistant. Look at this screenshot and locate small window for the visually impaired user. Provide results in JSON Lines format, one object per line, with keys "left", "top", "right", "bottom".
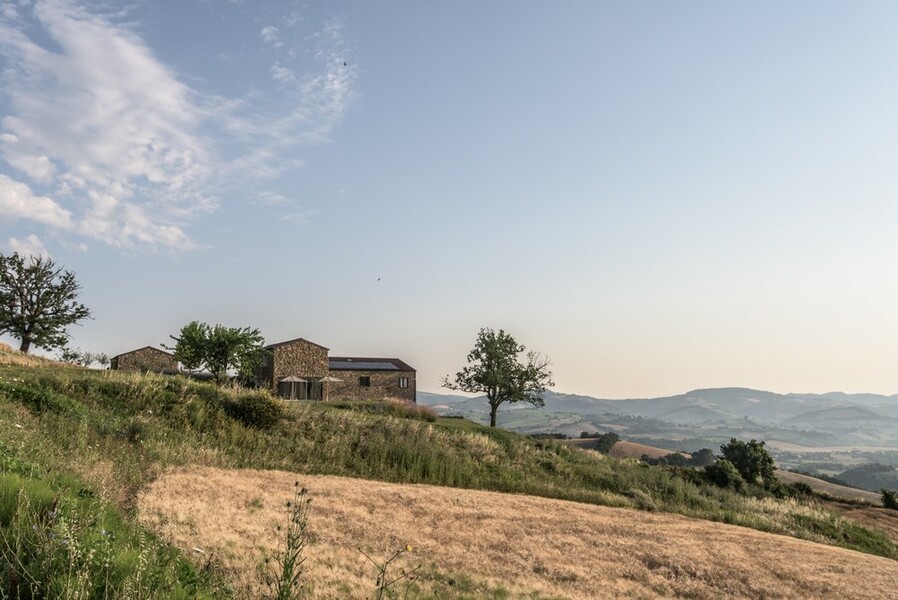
{"left": 399, "top": 377, "right": 408, "bottom": 388}
{"left": 359, "top": 376, "right": 371, "bottom": 387}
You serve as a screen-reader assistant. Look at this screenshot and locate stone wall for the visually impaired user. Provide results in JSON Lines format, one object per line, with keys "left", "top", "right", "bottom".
{"left": 326, "top": 369, "right": 416, "bottom": 403}
{"left": 258, "top": 339, "right": 329, "bottom": 393}
{"left": 112, "top": 347, "right": 178, "bottom": 373}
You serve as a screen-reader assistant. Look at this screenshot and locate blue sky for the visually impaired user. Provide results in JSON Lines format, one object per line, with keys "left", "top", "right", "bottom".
{"left": 2, "top": 1, "right": 898, "bottom": 398}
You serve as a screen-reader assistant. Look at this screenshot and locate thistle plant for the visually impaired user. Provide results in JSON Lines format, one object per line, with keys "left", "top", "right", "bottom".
{"left": 262, "top": 482, "right": 312, "bottom": 600}
{"left": 359, "top": 544, "right": 421, "bottom": 600}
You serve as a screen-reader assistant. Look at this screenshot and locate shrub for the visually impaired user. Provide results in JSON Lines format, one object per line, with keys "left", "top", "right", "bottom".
{"left": 882, "top": 489, "right": 898, "bottom": 510}
{"left": 224, "top": 390, "right": 286, "bottom": 429}
{"left": 704, "top": 459, "right": 746, "bottom": 492}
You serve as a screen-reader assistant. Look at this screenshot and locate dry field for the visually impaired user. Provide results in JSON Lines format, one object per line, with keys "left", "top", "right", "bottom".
{"left": 776, "top": 470, "right": 882, "bottom": 504}
{"left": 608, "top": 440, "right": 688, "bottom": 460}
{"left": 765, "top": 440, "right": 898, "bottom": 453}
{"left": 556, "top": 439, "right": 686, "bottom": 461}
{"left": 139, "top": 465, "right": 898, "bottom": 599}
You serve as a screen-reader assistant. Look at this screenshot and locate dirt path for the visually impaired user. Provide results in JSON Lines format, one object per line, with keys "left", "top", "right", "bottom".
{"left": 139, "top": 465, "right": 898, "bottom": 599}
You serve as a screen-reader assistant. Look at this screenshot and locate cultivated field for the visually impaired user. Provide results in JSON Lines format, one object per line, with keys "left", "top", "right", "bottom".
{"left": 608, "top": 440, "right": 689, "bottom": 460}
{"left": 139, "top": 465, "right": 898, "bottom": 599}
{"left": 557, "top": 438, "right": 689, "bottom": 460}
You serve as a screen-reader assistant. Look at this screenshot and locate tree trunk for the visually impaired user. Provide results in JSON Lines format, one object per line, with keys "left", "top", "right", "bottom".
{"left": 489, "top": 403, "right": 498, "bottom": 427}
{"left": 19, "top": 337, "right": 31, "bottom": 354}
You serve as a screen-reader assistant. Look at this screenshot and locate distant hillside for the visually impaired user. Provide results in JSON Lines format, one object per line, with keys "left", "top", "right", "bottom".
{"left": 418, "top": 387, "right": 898, "bottom": 449}
{"left": 837, "top": 464, "right": 898, "bottom": 493}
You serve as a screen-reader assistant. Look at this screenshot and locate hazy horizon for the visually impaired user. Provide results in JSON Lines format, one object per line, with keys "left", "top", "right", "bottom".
{"left": 3, "top": 1, "right": 898, "bottom": 399}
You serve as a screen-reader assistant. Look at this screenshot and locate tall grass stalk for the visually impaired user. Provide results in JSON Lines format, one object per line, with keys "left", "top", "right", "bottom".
{"left": 262, "top": 483, "right": 312, "bottom": 600}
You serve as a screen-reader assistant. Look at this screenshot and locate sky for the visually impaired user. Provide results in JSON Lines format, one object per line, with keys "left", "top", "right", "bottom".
{"left": 2, "top": 0, "right": 898, "bottom": 399}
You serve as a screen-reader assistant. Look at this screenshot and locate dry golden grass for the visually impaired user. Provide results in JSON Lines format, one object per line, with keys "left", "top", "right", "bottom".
{"left": 608, "top": 440, "right": 688, "bottom": 460}
{"left": 0, "top": 343, "right": 63, "bottom": 367}
{"left": 139, "top": 465, "right": 898, "bottom": 599}
{"left": 776, "top": 470, "right": 882, "bottom": 505}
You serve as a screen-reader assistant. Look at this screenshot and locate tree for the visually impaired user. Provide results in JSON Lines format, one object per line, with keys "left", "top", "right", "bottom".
{"left": 0, "top": 252, "right": 92, "bottom": 353}
{"left": 442, "top": 327, "right": 553, "bottom": 428}
{"left": 689, "top": 448, "right": 717, "bottom": 467}
{"left": 719, "top": 438, "right": 777, "bottom": 488}
{"left": 167, "top": 321, "right": 264, "bottom": 384}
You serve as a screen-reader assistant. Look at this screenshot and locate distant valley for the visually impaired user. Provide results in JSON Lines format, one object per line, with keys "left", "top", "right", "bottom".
{"left": 418, "top": 387, "right": 898, "bottom": 486}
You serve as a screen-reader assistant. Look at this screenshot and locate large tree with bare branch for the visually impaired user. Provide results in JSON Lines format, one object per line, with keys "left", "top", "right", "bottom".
{"left": 0, "top": 252, "right": 92, "bottom": 354}
{"left": 443, "top": 327, "right": 554, "bottom": 427}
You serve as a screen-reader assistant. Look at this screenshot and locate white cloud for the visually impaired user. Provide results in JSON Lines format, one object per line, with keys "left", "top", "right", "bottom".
{"left": 0, "top": 1, "right": 355, "bottom": 252}
{"left": 0, "top": 174, "right": 73, "bottom": 229}
{"left": 270, "top": 61, "right": 295, "bottom": 83}
{"left": 7, "top": 234, "right": 49, "bottom": 257}
{"left": 261, "top": 25, "right": 281, "bottom": 47}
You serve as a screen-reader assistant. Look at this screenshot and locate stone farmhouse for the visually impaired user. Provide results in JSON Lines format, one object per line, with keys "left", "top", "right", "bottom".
{"left": 110, "top": 346, "right": 179, "bottom": 374}
{"left": 255, "top": 337, "right": 416, "bottom": 403}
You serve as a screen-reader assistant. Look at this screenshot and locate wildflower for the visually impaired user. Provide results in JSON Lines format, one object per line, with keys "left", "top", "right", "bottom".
{"left": 405, "top": 545, "right": 413, "bottom": 552}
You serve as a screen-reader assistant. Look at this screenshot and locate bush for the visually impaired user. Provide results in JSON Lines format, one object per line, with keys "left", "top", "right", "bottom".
{"left": 882, "top": 489, "right": 898, "bottom": 510}
{"left": 704, "top": 459, "right": 746, "bottom": 492}
{"left": 224, "top": 390, "right": 286, "bottom": 429}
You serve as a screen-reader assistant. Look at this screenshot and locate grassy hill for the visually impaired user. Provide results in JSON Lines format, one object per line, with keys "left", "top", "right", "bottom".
{"left": 2, "top": 356, "right": 898, "bottom": 597}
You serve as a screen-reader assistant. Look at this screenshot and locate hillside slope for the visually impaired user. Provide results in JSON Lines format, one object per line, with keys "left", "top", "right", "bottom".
{"left": 141, "top": 465, "right": 898, "bottom": 600}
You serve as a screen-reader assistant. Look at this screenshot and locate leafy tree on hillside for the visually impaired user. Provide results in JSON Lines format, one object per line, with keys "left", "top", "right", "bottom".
{"left": 0, "top": 252, "right": 92, "bottom": 353}
{"left": 690, "top": 448, "right": 717, "bottom": 467}
{"left": 593, "top": 432, "right": 620, "bottom": 454}
{"left": 167, "top": 321, "right": 264, "bottom": 384}
{"left": 720, "top": 438, "right": 777, "bottom": 488}
{"left": 442, "top": 328, "right": 553, "bottom": 427}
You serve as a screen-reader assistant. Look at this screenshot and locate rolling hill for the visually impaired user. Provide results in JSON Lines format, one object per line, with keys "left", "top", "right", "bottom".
{"left": 418, "top": 387, "right": 898, "bottom": 449}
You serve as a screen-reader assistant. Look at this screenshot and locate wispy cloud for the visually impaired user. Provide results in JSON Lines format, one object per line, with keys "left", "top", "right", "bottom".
{"left": 7, "top": 234, "right": 49, "bottom": 257}
{"left": 0, "top": 0, "right": 355, "bottom": 252}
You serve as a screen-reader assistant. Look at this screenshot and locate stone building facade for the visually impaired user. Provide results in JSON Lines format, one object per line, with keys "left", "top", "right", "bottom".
{"left": 326, "top": 357, "right": 416, "bottom": 403}
{"left": 255, "top": 338, "right": 330, "bottom": 400}
{"left": 110, "top": 346, "right": 179, "bottom": 373}
{"left": 255, "top": 338, "right": 416, "bottom": 403}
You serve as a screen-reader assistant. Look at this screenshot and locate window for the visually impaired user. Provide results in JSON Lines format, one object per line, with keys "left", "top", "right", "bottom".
{"left": 399, "top": 377, "right": 408, "bottom": 388}
{"left": 359, "top": 376, "right": 371, "bottom": 387}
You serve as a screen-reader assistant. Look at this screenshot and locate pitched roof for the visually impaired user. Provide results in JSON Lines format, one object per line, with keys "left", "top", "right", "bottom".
{"left": 328, "top": 357, "right": 415, "bottom": 372}
{"left": 264, "top": 337, "right": 330, "bottom": 351}
{"left": 112, "top": 346, "right": 173, "bottom": 359}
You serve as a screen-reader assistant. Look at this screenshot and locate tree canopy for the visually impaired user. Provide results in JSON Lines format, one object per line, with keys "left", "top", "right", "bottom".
{"left": 0, "top": 252, "right": 92, "bottom": 353}
{"left": 719, "top": 438, "right": 777, "bottom": 488}
{"left": 443, "top": 327, "right": 553, "bottom": 427}
{"left": 167, "top": 321, "right": 264, "bottom": 384}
